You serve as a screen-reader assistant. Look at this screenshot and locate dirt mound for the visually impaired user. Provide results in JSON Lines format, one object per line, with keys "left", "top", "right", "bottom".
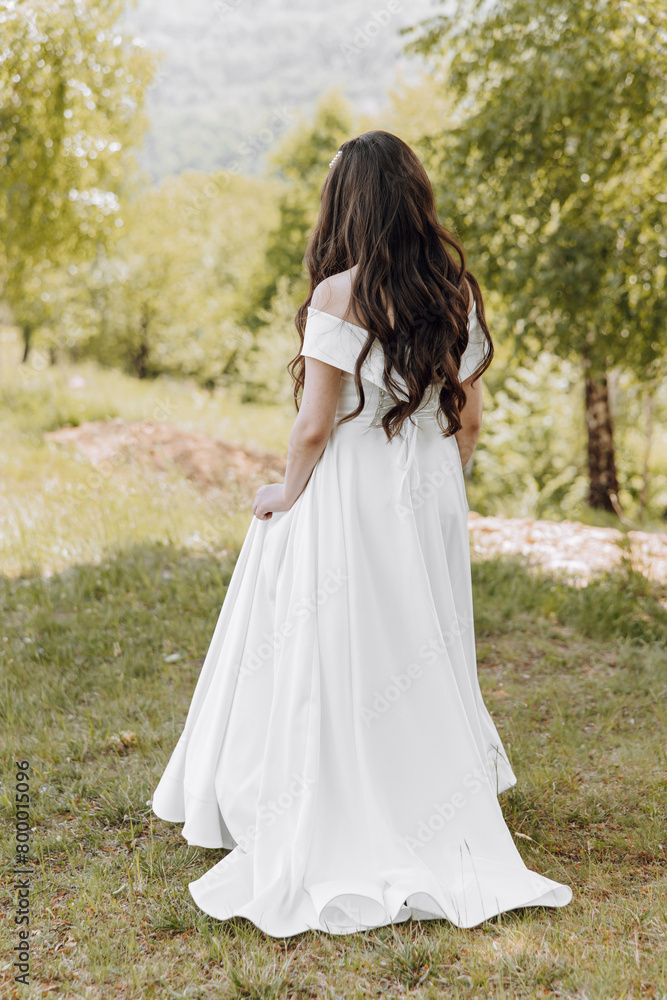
{"left": 46, "top": 418, "right": 286, "bottom": 493}
{"left": 46, "top": 419, "right": 666, "bottom": 586}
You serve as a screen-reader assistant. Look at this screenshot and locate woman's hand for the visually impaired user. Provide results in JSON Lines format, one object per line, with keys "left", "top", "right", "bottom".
{"left": 252, "top": 355, "right": 341, "bottom": 522}
{"left": 252, "top": 483, "right": 292, "bottom": 521}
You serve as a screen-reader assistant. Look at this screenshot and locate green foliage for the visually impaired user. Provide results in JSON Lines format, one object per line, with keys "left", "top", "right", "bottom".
{"left": 471, "top": 351, "right": 667, "bottom": 521}
{"left": 243, "top": 91, "right": 355, "bottom": 328}
{"left": 236, "top": 277, "right": 301, "bottom": 405}
{"left": 122, "top": 0, "right": 434, "bottom": 180}
{"left": 407, "top": 0, "right": 667, "bottom": 380}
{"left": 27, "top": 170, "right": 280, "bottom": 386}
{"left": 0, "top": 0, "right": 155, "bottom": 346}
{"left": 3, "top": 1, "right": 667, "bottom": 514}
{"left": 470, "top": 346, "right": 589, "bottom": 519}
{"left": 0, "top": 372, "right": 121, "bottom": 434}
{"left": 82, "top": 170, "right": 276, "bottom": 384}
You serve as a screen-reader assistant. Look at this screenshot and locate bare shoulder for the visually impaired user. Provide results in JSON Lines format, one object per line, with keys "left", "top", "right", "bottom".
{"left": 311, "top": 268, "right": 360, "bottom": 323}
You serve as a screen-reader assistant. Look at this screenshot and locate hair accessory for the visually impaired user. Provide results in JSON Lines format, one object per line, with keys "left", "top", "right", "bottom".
{"left": 329, "top": 149, "right": 342, "bottom": 168}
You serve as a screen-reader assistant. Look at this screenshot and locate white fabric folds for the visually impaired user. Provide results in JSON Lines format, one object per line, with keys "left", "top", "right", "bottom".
{"left": 150, "top": 305, "right": 571, "bottom": 937}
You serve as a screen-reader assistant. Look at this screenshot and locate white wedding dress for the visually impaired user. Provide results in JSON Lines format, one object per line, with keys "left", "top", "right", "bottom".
{"left": 149, "top": 300, "right": 572, "bottom": 936}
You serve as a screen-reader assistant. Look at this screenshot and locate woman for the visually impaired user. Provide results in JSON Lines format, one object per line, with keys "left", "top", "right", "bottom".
{"left": 150, "top": 130, "right": 572, "bottom": 936}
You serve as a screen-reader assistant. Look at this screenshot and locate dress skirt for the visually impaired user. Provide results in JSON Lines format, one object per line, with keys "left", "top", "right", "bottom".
{"left": 149, "top": 364, "right": 572, "bottom": 936}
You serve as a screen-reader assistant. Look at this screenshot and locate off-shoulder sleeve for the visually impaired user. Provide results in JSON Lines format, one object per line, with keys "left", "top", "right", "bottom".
{"left": 300, "top": 309, "right": 358, "bottom": 373}
{"left": 300, "top": 308, "right": 386, "bottom": 389}
{"left": 458, "top": 301, "right": 490, "bottom": 383}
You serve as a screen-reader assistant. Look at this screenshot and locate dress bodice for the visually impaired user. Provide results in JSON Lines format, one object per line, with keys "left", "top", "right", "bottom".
{"left": 300, "top": 305, "right": 487, "bottom": 502}
{"left": 301, "top": 303, "right": 489, "bottom": 400}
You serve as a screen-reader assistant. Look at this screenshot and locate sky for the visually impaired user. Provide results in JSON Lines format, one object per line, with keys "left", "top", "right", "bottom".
{"left": 122, "top": 0, "right": 441, "bottom": 178}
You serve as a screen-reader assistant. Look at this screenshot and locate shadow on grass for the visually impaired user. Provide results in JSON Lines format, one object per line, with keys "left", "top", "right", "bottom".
{"left": 471, "top": 554, "right": 667, "bottom": 644}
{"left": 1, "top": 544, "right": 666, "bottom": 996}
{"left": 2, "top": 541, "right": 665, "bottom": 702}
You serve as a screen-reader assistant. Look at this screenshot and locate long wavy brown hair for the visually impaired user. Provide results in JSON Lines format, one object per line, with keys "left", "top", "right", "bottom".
{"left": 289, "top": 130, "right": 493, "bottom": 440}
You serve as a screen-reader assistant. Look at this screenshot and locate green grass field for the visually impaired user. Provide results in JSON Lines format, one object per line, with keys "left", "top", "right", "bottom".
{"left": 2, "top": 549, "right": 666, "bottom": 998}
{"left": 0, "top": 330, "right": 295, "bottom": 578}
{"left": 1, "top": 332, "right": 666, "bottom": 998}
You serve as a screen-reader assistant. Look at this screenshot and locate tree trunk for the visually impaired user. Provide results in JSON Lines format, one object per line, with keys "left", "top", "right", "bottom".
{"left": 133, "top": 312, "right": 150, "bottom": 379}
{"left": 639, "top": 385, "right": 655, "bottom": 516}
{"left": 584, "top": 371, "right": 619, "bottom": 512}
{"left": 21, "top": 324, "right": 32, "bottom": 363}
{"left": 133, "top": 340, "right": 149, "bottom": 379}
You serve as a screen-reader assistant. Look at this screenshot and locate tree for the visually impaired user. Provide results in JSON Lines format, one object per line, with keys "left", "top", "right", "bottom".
{"left": 243, "top": 91, "right": 355, "bottom": 330}
{"left": 64, "top": 170, "right": 278, "bottom": 386}
{"left": 0, "top": 0, "right": 154, "bottom": 359}
{"left": 406, "top": 0, "right": 667, "bottom": 512}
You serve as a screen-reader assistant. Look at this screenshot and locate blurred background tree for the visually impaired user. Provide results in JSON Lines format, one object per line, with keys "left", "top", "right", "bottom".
{"left": 1, "top": 0, "right": 665, "bottom": 525}
{"left": 243, "top": 91, "right": 356, "bottom": 331}
{"left": 0, "top": 0, "right": 154, "bottom": 360}
{"left": 75, "top": 171, "right": 278, "bottom": 384}
{"left": 406, "top": 0, "right": 667, "bottom": 511}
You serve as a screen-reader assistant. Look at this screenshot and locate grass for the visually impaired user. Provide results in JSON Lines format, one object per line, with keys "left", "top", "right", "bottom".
{"left": 0, "top": 331, "right": 666, "bottom": 997}
{"left": 0, "top": 329, "right": 295, "bottom": 578}
{"left": 1, "top": 546, "right": 665, "bottom": 999}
